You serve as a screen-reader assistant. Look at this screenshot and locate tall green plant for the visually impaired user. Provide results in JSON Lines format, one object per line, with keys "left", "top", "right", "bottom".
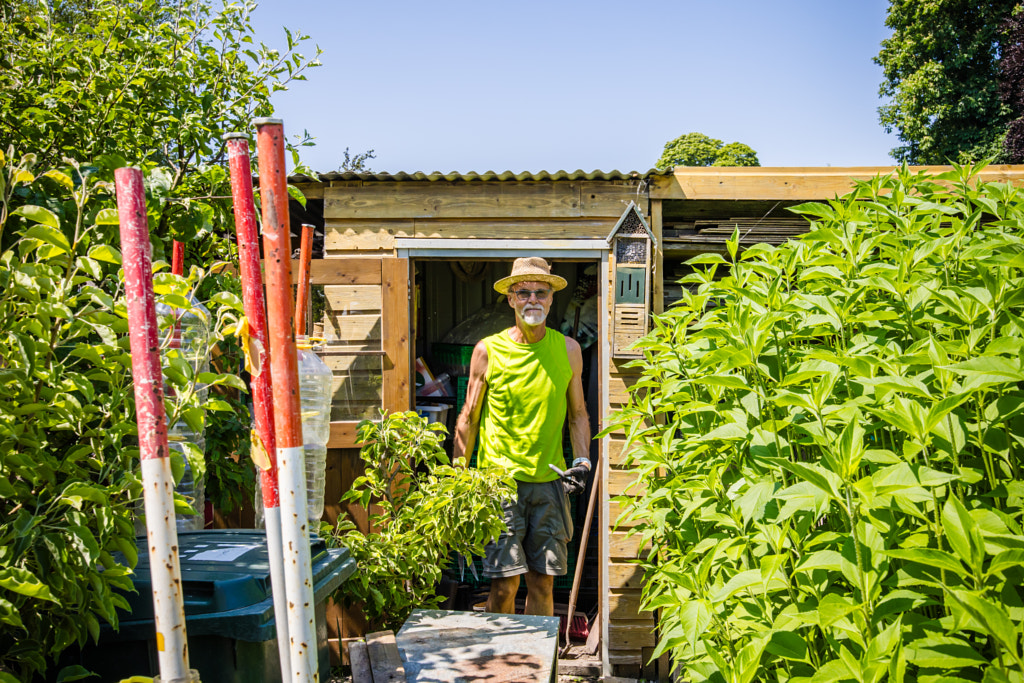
{"left": 0, "top": 151, "right": 244, "bottom": 682}
{"left": 322, "top": 411, "right": 514, "bottom": 632}
{"left": 610, "top": 163, "right": 1024, "bottom": 682}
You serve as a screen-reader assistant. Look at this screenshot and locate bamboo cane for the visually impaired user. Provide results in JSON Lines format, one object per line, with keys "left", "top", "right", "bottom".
{"left": 115, "top": 167, "right": 197, "bottom": 683}
{"left": 295, "top": 223, "right": 315, "bottom": 335}
{"left": 254, "top": 118, "right": 319, "bottom": 683}
{"left": 224, "top": 132, "right": 291, "bottom": 679}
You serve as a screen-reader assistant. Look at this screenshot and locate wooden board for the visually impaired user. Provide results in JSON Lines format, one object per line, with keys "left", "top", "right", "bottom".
{"left": 650, "top": 165, "right": 1024, "bottom": 201}
{"left": 382, "top": 258, "right": 412, "bottom": 415}
{"left": 579, "top": 181, "right": 644, "bottom": 218}
{"left": 610, "top": 531, "right": 650, "bottom": 559}
{"left": 608, "top": 374, "right": 641, "bottom": 404}
{"left": 261, "top": 258, "right": 383, "bottom": 285}
{"left": 608, "top": 469, "right": 646, "bottom": 496}
{"left": 349, "top": 639, "right": 373, "bottom": 683}
{"left": 396, "top": 609, "right": 559, "bottom": 682}
{"left": 325, "top": 285, "right": 383, "bottom": 312}
{"left": 609, "top": 621, "right": 657, "bottom": 650}
{"left": 607, "top": 438, "right": 635, "bottom": 467}
{"left": 412, "top": 218, "right": 613, "bottom": 239}
{"left": 608, "top": 590, "right": 653, "bottom": 620}
{"left": 608, "top": 500, "right": 640, "bottom": 529}
{"left": 331, "top": 374, "right": 382, "bottom": 403}
{"left": 366, "top": 630, "right": 408, "bottom": 683}
{"left": 327, "top": 423, "right": 360, "bottom": 449}
{"left": 324, "top": 313, "right": 382, "bottom": 342}
{"left": 608, "top": 562, "right": 645, "bottom": 590}
{"left": 325, "top": 181, "right": 582, "bottom": 220}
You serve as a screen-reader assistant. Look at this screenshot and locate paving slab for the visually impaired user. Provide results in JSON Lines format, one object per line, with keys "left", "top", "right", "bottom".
{"left": 397, "top": 609, "right": 559, "bottom": 682}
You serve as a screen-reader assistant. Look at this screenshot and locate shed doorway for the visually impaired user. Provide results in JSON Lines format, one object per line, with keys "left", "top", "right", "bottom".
{"left": 411, "top": 256, "right": 604, "bottom": 625}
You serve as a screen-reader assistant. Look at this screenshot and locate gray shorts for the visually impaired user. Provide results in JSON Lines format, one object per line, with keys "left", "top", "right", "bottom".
{"left": 483, "top": 479, "right": 574, "bottom": 578}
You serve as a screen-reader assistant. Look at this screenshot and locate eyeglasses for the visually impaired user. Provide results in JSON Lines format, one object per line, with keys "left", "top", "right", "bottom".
{"left": 511, "top": 288, "right": 552, "bottom": 302}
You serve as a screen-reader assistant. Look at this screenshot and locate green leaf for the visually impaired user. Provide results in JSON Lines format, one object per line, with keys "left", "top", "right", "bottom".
{"left": 766, "top": 630, "right": 808, "bottom": 661}
{"left": 942, "top": 497, "right": 986, "bottom": 573}
{"left": 13, "top": 204, "right": 60, "bottom": 230}
{"left": 769, "top": 457, "right": 842, "bottom": 499}
{"left": 55, "top": 664, "right": 97, "bottom": 682}
{"left": 94, "top": 208, "right": 120, "bottom": 225}
{"left": 0, "top": 567, "right": 57, "bottom": 602}
{"left": 886, "top": 548, "right": 967, "bottom": 578}
{"left": 24, "top": 224, "right": 72, "bottom": 254}
{"left": 88, "top": 244, "right": 122, "bottom": 265}
{"left": 946, "top": 589, "right": 1019, "bottom": 654}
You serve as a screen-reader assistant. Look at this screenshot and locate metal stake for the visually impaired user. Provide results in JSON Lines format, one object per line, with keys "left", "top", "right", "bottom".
{"left": 254, "top": 117, "right": 319, "bottom": 683}
{"left": 224, "top": 132, "right": 291, "bottom": 679}
{"left": 115, "top": 167, "right": 194, "bottom": 683}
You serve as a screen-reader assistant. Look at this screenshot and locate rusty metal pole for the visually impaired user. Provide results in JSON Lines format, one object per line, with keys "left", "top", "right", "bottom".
{"left": 294, "top": 223, "right": 315, "bottom": 335}
{"left": 171, "top": 240, "right": 185, "bottom": 276}
{"left": 115, "top": 167, "right": 196, "bottom": 683}
{"left": 224, "top": 132, "right": 291, "bottom": 679}
{"left": 254, "top": 118, "right": 318, "bottom": 683}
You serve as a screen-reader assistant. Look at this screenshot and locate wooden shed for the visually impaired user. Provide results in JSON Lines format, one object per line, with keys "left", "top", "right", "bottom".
{"left": 288, "top": 164, "right": 1024, "bottom": 679}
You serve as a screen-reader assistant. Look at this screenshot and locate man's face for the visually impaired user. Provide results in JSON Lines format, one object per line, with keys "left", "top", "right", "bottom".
{"left": 508, "top": 280, "right": 553, "bottom": 327}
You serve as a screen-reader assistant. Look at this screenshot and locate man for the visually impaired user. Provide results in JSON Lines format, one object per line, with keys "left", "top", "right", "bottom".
{"left": 454, "top": 257, "right": 592, "bottom": 617}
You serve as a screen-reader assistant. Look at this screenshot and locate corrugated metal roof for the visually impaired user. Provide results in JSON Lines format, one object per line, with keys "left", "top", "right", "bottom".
{"left": 289, "top": 169, "right": 667, "bottom": 183}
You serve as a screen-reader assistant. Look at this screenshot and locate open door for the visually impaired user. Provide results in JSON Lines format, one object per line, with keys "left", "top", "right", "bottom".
{"left": 296, "top": 256, "right": 412, "bottom": 446}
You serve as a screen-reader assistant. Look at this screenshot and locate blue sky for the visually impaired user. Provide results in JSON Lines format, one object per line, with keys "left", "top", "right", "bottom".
{"left": 249, "top": 1, "right": 900, "bottom": 174}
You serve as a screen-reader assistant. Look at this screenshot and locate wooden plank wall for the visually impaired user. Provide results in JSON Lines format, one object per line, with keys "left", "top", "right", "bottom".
{"left": 321, "top": 180, "right": 641, "bottom": 255}
{"left": 602, "top": 201, "right": 663, "bottom": 678}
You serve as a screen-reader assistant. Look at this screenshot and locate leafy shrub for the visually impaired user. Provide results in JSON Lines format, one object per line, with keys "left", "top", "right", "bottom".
{"left": 0, "top": 151, "right": 244, "bottom": 682}
{"left": 612, "top": 164, "right": 1024, "bottom": 682}
{"left": 322, "top": 410, "right": 514, "bottom": 632}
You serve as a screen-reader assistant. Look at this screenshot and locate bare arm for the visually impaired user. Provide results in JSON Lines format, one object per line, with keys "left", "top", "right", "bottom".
{"left": 453, "top": 340, "right": 489, "bottom": 467}
{"left": 565, "top": 336, "right": 591, "bottom": 467}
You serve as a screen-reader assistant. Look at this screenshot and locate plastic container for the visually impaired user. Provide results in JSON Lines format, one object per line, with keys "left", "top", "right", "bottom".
{"left": 298, "top": 337, "right": 332, "bottom": 529}
{"left": 416, "top": 403, "right": 449, "bottom": 425}
{"left": 52, "top": 530, "right": 356, "bottom": 683}
{"left": 156, "top": 295, "right": 211, "bottom": 532}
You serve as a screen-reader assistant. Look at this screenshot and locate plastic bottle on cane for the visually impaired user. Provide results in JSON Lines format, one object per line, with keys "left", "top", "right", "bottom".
{"left": 156, "top": 294, "right": 211, "bottom": 531}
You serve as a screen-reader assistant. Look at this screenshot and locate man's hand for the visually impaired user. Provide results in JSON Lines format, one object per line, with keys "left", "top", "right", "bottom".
{"left": 552, "top": 460, "right": 590, "bottom": 496}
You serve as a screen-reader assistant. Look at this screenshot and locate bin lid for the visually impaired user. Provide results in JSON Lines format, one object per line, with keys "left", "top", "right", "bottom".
{"left": 109, "top": 529, "right": 355, "bottom": 642}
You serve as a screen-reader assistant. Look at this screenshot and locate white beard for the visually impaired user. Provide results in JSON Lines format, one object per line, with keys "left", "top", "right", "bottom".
{"left": 522, "top": 308, "right": 547, "bottom": 326}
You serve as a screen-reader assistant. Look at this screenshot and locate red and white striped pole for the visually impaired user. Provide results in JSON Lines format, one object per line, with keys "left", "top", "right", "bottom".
{"left": 224, "top": 132, "right": 292, "bottom": 679}
{"left": 295, "top": 223, "right": 315, "bottom": 335}
{"left": 115, "top": 167, "right": 195, "bottom": 683}
{"left": 254, "top": 118, "right": 318, "bottom": 683}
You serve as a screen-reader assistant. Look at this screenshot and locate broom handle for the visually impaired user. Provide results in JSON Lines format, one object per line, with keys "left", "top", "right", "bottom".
{"left": 564, "top": 462, "right": 601, "bottom": 646}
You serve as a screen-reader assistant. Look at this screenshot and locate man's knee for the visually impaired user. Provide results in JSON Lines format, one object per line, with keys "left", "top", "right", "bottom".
{"left": 491, "top": 575, "right": 520, "bottom": 599}
{"left": 524, "top": 570, "right": 554, "bottom": 593}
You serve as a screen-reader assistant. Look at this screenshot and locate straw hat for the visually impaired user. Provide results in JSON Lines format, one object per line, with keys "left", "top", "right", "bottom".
{"left": 493, "top": 257, "right": 568, "bottom": 294}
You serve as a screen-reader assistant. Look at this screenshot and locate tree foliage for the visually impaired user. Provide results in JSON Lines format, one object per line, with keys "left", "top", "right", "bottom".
{"left": 0, "top": 0, "right": 321, "bottom": 678}
{"left": 1000, "top": 8, "right": 1024, "bottom": 163}
{"left": 611, "top": 164, "right": 1024, "bottom": 682}
{"left": 656, "top": 132, "right": 760, "bottom": 169}
{"left": 875, "top": 0, "right": 1017, "bottom": 164}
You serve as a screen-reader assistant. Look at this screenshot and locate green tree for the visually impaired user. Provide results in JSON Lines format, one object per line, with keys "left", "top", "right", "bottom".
{"left": 656, "top": 132, "right": 760, "bottom": 169}
{"left": 0, "top": 0, "right": 321, "bottom": 678}
{"left": 875, "top": 0, "right": 1017, "bottom": 164}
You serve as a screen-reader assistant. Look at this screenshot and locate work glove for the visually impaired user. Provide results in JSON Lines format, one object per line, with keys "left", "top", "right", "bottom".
{"left": 556, "top": 459, "right": 591, "bottom": 496}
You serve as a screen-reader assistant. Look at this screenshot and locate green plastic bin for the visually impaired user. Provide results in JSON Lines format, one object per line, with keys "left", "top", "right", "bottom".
{"left": 55, "top": 529, "right": 355, "bottom": 683}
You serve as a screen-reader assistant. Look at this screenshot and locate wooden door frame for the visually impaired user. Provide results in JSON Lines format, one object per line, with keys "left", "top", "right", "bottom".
{"left": 286, "top": 256, "right": 412, "bottom": 448}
